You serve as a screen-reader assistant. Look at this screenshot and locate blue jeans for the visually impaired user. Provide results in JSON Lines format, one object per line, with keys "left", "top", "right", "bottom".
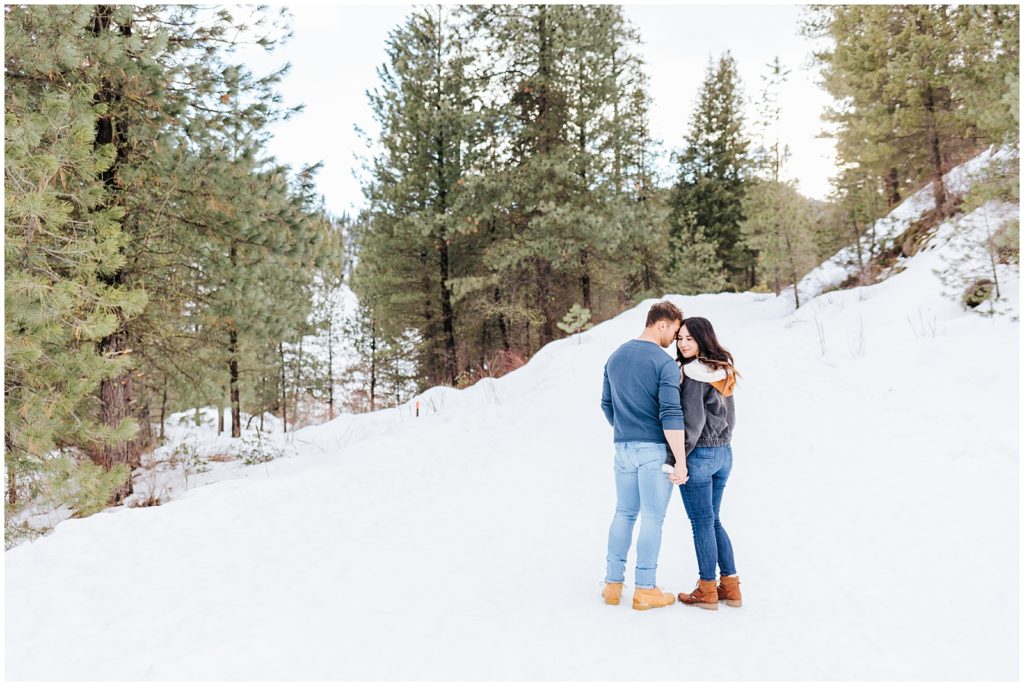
{"left": 605, "top": 442, "right": 674, "bottom": 589}
{"left": 679, "top": 445, "right": 737, "bottom": 581}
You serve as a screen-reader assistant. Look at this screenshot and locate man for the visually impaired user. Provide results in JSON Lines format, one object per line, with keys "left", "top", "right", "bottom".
{"left": 600, "top": 301, "right": 689, "bottom": 610}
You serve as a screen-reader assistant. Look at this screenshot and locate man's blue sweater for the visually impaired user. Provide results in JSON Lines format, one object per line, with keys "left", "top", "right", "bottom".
{"left": 601, "top": 339, "right": 685, "bottom": 443}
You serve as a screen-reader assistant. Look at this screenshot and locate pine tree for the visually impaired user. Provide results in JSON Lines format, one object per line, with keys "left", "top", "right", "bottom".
{"left": 805, "top": 6, "right": 911, "bottom": 208}
{"left": 666, "top": 223, "right": 728, "bottom": 295}
{"left": 456, "top": 4, "right": 662, "bottom": 352}
{"left": 952, "top": 5, "right": 1020, "bottom": 146}
{"left": 6, "top": 5, "right": 339, "bottom": 518}
{"left": 358, "top": 6, "right": 476, "bottom": 387}
{"left": 556, "top": 304, "right": 594, "bottom": 344}
{"left": 741, "top": 180, "right": 819, "bottom": 307}
{"left": 807, "top": 6, "right": 1000, "bottom": 219}
{"left": 5, "top": 5, "right": 148, "bottom": 513}
{"left": 669, "top": 52, "right": 752, "bottom": 291}
{"left": 740, "top": 56, "right": 821, "bottom": 306}
{"left": 307, "top": 215, "right": 348, "bottom": 421}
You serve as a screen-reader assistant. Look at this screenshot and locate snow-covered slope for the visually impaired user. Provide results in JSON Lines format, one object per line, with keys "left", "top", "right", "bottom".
{"left": 5, "top": 191, "right": 1019, "bottom": 679}
{"left": 798, "top": 145, "right": 1017, "bottom": 300}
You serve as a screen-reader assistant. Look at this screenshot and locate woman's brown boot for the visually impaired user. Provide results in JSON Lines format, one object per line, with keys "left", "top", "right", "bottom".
{"left": 678, "top": 579, "right": 718, "bottom": 610}
{"left": 717, "top": 575, "right": 742, "bottom": 607}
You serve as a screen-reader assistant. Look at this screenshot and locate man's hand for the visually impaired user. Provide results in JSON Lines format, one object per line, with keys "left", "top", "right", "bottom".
{"left": 669, "top": 463, "right": 688, "bottom": 485}
{"left": 663, "top": 429, "right": 687, "bottom": 482}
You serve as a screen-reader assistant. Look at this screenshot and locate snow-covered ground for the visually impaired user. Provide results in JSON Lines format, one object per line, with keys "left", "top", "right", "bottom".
{"left": 798, "top": 145, "right": 1018, "bottom": 300}
{"left": 5, "top": 189, "right": 1019, "bottom": 680}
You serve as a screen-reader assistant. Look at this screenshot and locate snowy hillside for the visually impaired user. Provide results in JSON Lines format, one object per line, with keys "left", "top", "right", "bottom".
{"left": 798, "top": 145, "right": 1017, "bottom": 299}
{"left": 5, "top": 168, "right": 1019, "bottom": 679}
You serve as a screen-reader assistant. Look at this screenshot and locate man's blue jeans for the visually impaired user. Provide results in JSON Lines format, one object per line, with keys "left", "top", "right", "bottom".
{"left": 605, "top": 442, "right": 673, "bottom": 589}
{"left": 679, "top": 444, "right": 737, "bottom": 581}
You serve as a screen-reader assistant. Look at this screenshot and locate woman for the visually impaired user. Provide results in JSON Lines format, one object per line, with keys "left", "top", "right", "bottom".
{"left": 669, "top": 316, "right": 742, "bottom": 610}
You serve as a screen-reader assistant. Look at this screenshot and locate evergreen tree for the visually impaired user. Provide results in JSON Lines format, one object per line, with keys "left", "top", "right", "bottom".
{"left": 740, "top": 56, "right": 821, "bottom": 306}
{"left": 741, "top": 180, "right": 819, "bottom": 306}
{"left": 6, "top": 7, "right": 141, "bottom": 507}
{"left": 805, "top": 6, "right": 911, "bottom": 208}
{"left": 806, "top": 5, "right": 1011, "bottom": 218}
{"left": 952, "top": 5, "right": 1020, "bottom": 146}
{"left": 66, "top": 4, "right": 295, "bottom": 497}
{"left": 5, "top": 6, "right": 147, "bottom": 512}
{"left": 358, "top": 6, "right": 476, "bottom": 387}
{"left": 666, "top": 223, "right": 727, "bottom": 295}
{"left": 825, "top": 167, "right": 888, "bottom": 286}
{"left": 307, "top": 215, "right": 348, "bottom": 421}
{"left": 457, "top": 4, "right": 662, "bottom": 351}
{"left": 556, "top": 303, "right": 594, "bottom": 344}
{"left": 5, "top": 5, "right": 341, "bottom": 523}
{"left": 669, "top": 52, "right": 752, "bottom": 290}
{"left": 462, "top": 4, "right": 578, "bottom": 348}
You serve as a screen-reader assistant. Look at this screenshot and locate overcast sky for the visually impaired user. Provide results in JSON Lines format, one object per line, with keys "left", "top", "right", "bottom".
{"left": 238, "top": 3, "right": 838, "bottom": 218}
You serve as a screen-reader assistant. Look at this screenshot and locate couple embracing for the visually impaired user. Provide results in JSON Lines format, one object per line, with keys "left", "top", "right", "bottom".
{"left": 599, "top": 301, "right": 742, "bottom": 611}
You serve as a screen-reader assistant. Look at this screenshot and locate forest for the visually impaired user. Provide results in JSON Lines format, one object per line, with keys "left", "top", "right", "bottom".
{"left": 4, "top": 4, "right": 1019, "bottom": 541}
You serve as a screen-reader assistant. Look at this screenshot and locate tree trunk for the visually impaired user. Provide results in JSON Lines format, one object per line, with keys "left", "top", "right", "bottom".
{"left": 885, "top": 167, "right": 901, "bottom": 207}
{"left": 494, "top": 288, "right": 511, "bottom": 352}
{"left": 95, "top": 329, "right": 141, "bottom": 502}
{"left": 419, "top": 249, "right": 439, "bottom": 385}
{"left": 7, "top": 464, "right": 17, "bottom": 506}
{"left": 438, "top": 237, "right": 458, "bottom": 384}
{"left": 295, "top": 337, "right": 303, "bottom": 428}
{"left": 327, "top": 318, "right": 335, "bottom": 420}
{"left": 217, "top": 394, "right": 224, "bottom": 435}
{"left": 228, "top": 328, "right": 241, "bottom": 438}
{"left": 91, "top": 4, "right": 138, "bottom": 504}
{"left": 159, "top": 375, "right": 167, "bottom": 440}
{"left": 851, "top": 219, "right": 865, "bottom": 286}
{"left": 432, "top": 19, "right": 459, "bottom": 386}
{"left": 369, "top": 314, "right": 377, "bottom": 412}
{"left": 279, "top": 342, "right": 287, "bottom": 432}
{"left": 580, "top": 250, "right": 592, "bottom": 310}
{"left": 535, "top": 257, "right": 555, "bottom": 345}
{"left": 784, "top": 232, "right": 800, "bottom": 309}
{"left": 260, "top": 373, "right": 266, "bottom": 432}
{"left": 922, "top": 84, "right": 947, "bottom": 217}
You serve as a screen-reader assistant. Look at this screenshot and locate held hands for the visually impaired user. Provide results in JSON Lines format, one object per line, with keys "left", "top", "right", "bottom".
{"left": 669, "top": 463, "right": 688, "bottom": 485}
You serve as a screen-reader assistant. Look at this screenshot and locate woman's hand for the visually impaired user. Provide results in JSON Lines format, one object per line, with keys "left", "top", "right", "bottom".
{"left": 669, "top": 463, "right": 688, "bottom": 485}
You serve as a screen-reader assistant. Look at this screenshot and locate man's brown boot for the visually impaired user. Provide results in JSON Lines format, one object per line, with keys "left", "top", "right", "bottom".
{"left": 717, "top": 575, "right": 742, "bottom": 607}
{"left": 632, "top": 586, "right": 675, "bottom": 611}
{"left": 602, "top": 582, "right": 623, "bottom": 606}
{"left": 678, "top": 579, "right": 719, "bottom": 610}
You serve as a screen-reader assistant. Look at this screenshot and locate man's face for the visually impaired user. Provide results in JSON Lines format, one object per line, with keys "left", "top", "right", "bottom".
{"left": 659, "top": 319, "right": 682, "bottom": 348}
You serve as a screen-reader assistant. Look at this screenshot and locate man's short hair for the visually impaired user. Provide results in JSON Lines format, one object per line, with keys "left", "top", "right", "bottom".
{"left": 645, "top": 301, "right": 683, "bottom": 327}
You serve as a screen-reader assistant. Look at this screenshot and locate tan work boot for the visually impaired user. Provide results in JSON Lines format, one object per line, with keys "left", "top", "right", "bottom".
{"left": 632, "top": 586, "right": 675, "bottom": 611}
{"left": 717, "top": 575, "right": 742, "bottom": 607}
{"left": 678, "top": 579, "right": 719, "bottom": 610}
{"left": 602, "top": 582, "right": 623, "bottom": 606}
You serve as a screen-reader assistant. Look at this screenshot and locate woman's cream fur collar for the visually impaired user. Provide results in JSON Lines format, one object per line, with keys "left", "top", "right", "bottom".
{"left": 682, "top": 359, "right": 727, "bottom": 383}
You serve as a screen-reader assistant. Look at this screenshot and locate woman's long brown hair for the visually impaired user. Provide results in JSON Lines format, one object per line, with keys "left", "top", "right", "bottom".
{"left": 675, "top": 316, "right": 740, "bottom": 379}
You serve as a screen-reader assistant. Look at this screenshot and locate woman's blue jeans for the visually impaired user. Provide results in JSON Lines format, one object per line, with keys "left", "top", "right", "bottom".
{"left": 605, "top": 442, "right": 673, "bottom": 589}
{"left": 679, "top": 444, "right": 737, "bottom": 581}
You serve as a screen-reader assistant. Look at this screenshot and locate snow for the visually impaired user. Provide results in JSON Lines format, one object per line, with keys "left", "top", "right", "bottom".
{"left": 798, "top": 145, "right": 1018, "bottom": 300}
{"left": 5, "top": 173, "right": 1019, "bottom": 680}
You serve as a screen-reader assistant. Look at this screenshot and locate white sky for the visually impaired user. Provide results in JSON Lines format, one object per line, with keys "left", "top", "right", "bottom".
{"left": 238, "top": 3, "right": 839, "bottom": 218}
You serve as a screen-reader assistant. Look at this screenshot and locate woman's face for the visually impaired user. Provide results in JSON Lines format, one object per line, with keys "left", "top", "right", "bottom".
{"left": 676, "top": 325, "right": 700, "bottom": 358}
